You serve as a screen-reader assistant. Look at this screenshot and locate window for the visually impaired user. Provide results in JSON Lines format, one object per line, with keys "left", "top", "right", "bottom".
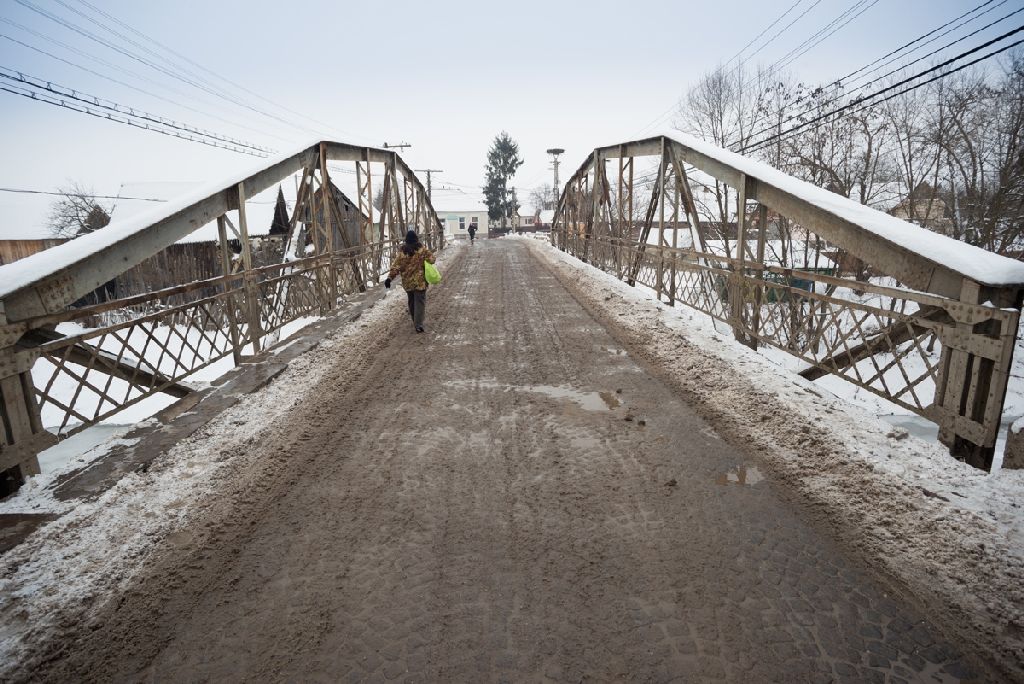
{"left": 459, "top": 217, "right": 466, "bottom": 230}
{"left": 471, "top": 217, "right": 478, "bottom": 224}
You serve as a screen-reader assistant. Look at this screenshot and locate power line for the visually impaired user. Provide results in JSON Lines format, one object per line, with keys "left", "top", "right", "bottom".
{"left": 728, "top": 0, "right": 825, "bottom": 75}
{"left": 746, "top": 0, "right": 880, "bottom": 87}
{"left": 0, "top": 80, "right": 269, "bottom": 158}
{"left": 742, "top": 29, "right": 1024, "bottom": 154}
{"left": 846, "top": 5, "right": 1024, "bottom": 93}
{"left": 70, "top": 0, "right": 364, "bottom": 141}
{"left": 635, "top": 0, "right": 854, "bottom": 139}
{"left": 13, "top": 0, "right": 324, "bottom": 139}
{"left": 773, "top": 0, "right": 882, "bottom": 74}
{"left": 0, "top": 186, "right": 280, "bottom": 203}
{"left": 0, "top": 67, "right": 274, "bottom": 153}
{"left": 732, "top": 1, "right": 1021, "bottom": 148}
{"left": 0, "top": 32, "right": 296, "bottom": 144}
{"left": 0, "top": 15, "right": 290, "bottom": 142}
{"left": 0, "top": 186, "right": 164, "bottom": 201}
{"left": 723, "top": 0, "right": 808, "bottom": 67}
{"left": 833, "top": 0, "right": 1004, "bottom": 87}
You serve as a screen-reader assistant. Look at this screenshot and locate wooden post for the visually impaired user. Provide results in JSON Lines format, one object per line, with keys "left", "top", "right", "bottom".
{"left": 656, "top": 141, "right": 667, "bottom": 302}
{"left": 236, "top": 181, "right": 263, "bottom": 353}
{"left": 732, "top": 173, "right": 754, "bottom": 348}
{"left": 748, "top": 203, "right": 768, "bottom": 350}
{"left": 217, "top": 215, "right": 243, "bottom": 366}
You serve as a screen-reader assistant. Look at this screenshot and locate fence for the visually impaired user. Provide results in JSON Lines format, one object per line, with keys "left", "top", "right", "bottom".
{"left": 0, "top": 141, "right": 443, "bottom": 488}
{"left": 552, "top": 134, "right": 1024, "bottom": 471}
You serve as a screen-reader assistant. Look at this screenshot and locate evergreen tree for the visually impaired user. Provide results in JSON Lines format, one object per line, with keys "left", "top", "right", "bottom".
{"left": 482, "top": 131, "right": 524, "bottom": 231}
{"left": 269, "top": 186, "right": 290, "bottom": 235}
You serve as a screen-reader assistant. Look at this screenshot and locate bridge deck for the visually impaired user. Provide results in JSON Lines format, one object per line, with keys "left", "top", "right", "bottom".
{"left": 24, "top": 240, "right": 970, "bottom": 682}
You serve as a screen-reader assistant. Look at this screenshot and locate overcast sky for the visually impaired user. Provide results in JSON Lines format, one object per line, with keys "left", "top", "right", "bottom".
{"left": 0, "top": 0, "right": 1010, "bottom": 238}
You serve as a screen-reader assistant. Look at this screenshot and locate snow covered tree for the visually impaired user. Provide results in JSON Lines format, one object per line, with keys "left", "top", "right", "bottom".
{"left": 482, "top": 131, "right": 524, "bottom": 231}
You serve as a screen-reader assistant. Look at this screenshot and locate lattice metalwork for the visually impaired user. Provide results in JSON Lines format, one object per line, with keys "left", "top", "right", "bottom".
{"left": 551, "top": 135, "right": 1024, "bottom": 470}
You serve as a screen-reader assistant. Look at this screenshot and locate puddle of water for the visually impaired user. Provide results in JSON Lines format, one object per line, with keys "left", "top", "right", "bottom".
{"left": 715, "top": 465, "right": 764, "bottom": 487}
{"left": 444, "top": 380, "right": 619, "bottom": 412}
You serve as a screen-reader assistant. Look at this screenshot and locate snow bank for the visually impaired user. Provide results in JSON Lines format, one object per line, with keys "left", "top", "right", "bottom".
{"left": 652, "top": 131, "right": 1024, "bottom": 287}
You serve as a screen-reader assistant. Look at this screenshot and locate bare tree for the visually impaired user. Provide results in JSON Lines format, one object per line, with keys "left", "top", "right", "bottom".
{"left": 48, "top": 182, "right": 112, "bottom": 238}
{"left": 529, "top": 183, "right": 554, "bottom": 212}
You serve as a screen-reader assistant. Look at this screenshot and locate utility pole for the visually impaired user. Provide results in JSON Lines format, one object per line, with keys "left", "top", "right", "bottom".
{"left": 415, "top": 169, "right": 443, "bottom": 199}
{"left": 383, "top": 142, "right": 412, "bottom": 151}
{"left": 546, "top": 148, "right": 565, "bottom": 209}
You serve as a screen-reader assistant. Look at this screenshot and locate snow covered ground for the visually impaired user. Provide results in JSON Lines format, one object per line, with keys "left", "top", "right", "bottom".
{"left": 0, "top": 246, "right": 466, "bottom": 674}
{"left": 0, "top": 288, "right": 409, "bottom": 672}
{"left": 515, "top": 233, "right": 1024, "bottom": 674}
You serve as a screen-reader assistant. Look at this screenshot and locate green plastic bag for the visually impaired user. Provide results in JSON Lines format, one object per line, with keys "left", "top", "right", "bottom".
{"left": 424, "top": 261, "right": 442, "bottom": 285}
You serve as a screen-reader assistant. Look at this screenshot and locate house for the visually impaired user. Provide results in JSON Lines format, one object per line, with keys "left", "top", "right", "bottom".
{"left": 303, "top": 180, "right": 368, "bottom": 250}
{"left": 516, "top": 208, "right": 540, "bottom": 232}
{"left": 433, "top": 202, "right": 490, "bottom": 239}
{"left": 890, "top": 191, "right": 954, "bottom": 235}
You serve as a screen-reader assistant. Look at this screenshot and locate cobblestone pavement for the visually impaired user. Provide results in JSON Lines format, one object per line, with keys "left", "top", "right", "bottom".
{"left": 32, "top": 240, "right": 979, "bottom": 682}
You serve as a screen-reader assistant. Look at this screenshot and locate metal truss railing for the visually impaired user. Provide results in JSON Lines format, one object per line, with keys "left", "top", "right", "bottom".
{"left": 566, "top": 236, "right": 1018, "bottom": 449}
{"left": 9, "top": 240, "right": 399, "bottom": 438}
{"left": 551, "top": 135, "right": 1024, "bottom": 471}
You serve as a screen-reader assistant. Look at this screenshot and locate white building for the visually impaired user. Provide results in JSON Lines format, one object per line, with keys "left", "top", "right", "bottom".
{"left": 433, "top": 202, "right": 490, "bottom": 239}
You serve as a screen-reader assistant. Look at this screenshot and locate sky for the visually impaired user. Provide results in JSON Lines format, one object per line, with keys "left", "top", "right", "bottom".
{"left": 0, "top": 0, "right": 1013, "bottom": 238}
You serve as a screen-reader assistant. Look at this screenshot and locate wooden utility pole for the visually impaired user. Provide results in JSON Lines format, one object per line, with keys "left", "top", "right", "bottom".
{"left": 415, "top": 169, "right": 443, "bottom": 199}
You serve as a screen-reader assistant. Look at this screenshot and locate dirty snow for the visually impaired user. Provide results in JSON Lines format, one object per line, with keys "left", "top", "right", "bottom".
{"left": 0, "top": 248, "right": 460, "bottom": 674}
{"left": 518, "top": 234, "right": 1024, "bottom": 675}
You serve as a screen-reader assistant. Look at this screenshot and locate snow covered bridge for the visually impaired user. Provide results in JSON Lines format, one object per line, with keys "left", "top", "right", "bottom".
{"left": 1, "top": 133, "right": 1024, "bottom": 494}
{"left": 553, "top": 133, "right": 1024, "bottom": 471}
{"left": 0, "top": 141, "right": 444, "bottom": 490}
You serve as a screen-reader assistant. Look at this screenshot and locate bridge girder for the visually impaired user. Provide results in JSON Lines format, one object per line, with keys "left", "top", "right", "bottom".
{"left": 552, "top": 134, "right": 1024, "bottom": 471}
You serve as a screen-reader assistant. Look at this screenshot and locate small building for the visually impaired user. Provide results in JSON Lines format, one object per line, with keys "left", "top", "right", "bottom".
{"left": 516, "top": 208, "right": 540, "bottom": 232}
{"left": 890, "top": 193, "right": 954, "bottom": 235}
{"left": 433, "top": 203, "right": 490, "bottom": 239}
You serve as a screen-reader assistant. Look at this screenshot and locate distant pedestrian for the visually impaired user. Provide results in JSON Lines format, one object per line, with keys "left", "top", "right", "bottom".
{"left": 468, "top": 223, "right": 477, "bottom": 243}
{"left": 385, "top": 230, "right": 436, "bottom": 333}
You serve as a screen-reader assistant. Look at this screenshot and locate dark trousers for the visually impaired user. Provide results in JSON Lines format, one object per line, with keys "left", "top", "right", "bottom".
{"left": 406, "top": 289, "right": 426, "bottom": 328}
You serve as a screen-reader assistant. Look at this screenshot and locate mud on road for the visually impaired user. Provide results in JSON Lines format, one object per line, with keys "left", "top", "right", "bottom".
{"left": 10, "top": 240, "right": 980, "bottom": 682}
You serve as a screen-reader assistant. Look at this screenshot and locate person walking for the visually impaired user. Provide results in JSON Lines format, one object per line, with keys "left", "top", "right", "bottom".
{"left": 468, "top": 223, "right": 477, "bottom": 243}
{"left": 385, "top": 230, "right": 436, "bottom": 333}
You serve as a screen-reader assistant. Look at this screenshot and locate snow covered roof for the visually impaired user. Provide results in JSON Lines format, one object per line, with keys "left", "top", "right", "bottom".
{"left": 660, "top": 131, "right": 1024, "bottom": 287}
{"left": 432, "top": 202, "right": 488, "bottom": 215}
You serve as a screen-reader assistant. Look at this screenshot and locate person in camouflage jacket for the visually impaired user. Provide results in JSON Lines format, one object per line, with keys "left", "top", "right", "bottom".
{"left": 385, "top": 230, "right": 436, "bottom": 333}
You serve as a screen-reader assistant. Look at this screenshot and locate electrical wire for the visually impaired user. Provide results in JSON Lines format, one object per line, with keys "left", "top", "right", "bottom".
{"left": 741, "top": 31, "right": 1024, "bottom": 154}
{"left": 723, "top": 0, "right": 808, "bottom": 67}
{"left": 0, "top": 80, "right": 269, "bottom": 157}
{"left": 13, "top": 0, "right": 326, "bottom": 139}
{"left": 733, "top": 9, "right": 1019, "bottom": 148}
{"left": 0, "top": 32, "right": 296, "bottom": 144}
{"left": 732, "top": 1, "right": 1022, "bottom": 148}
{"left": 728, "top": 0, "right": 825, "bottom": 76}
{"left": 833, "top": 0, "right": 1004, "bottom": 87}
{"left": 70, "top": 0, "right": 365, "bottom": 141}
{"left": 744, "top": 0, "right": 880, "bottom": 88}
{"left": 1, "top": 67, "right": 275, "bottom": 153}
